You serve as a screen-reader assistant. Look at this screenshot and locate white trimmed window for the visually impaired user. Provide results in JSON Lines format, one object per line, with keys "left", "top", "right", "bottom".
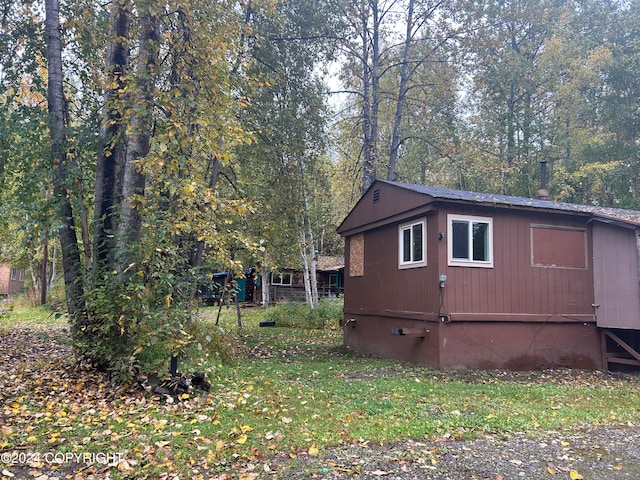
{"left": 448, "top": 214, "right": 493, "bottom": 268}
{"left": 399, "top": 219, "right": 427, "bottom": 268}
{"left": 271, "top": 272, "right": 292, "bottom": 285}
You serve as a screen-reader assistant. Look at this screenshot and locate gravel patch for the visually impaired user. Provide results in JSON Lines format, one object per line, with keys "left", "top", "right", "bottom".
{"left": 274, "top": 426, "right": 640, "bottom": 479}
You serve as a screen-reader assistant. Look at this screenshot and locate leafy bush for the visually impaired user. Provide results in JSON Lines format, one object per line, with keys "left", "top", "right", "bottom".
{"left": 74, "top": 246, "right": 198, "bottom": 383}
{"left": 184, "top": 321, "right": 244, "bottom": 366}
{"left": 263, "top": 298, "right": 343, "bottom": 330}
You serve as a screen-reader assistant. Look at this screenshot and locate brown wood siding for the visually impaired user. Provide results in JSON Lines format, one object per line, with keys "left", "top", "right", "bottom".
{"left": 345, "top": 205, "right": 596, "bottom": 323}
{"left": 593, "top": 222, "right": 640, "bottom": 329}
{"left": 344, "top": 214, "right": 441, "bottom": 320}
{"left": 531, "top": 225, "right": 587, "bottom": 269}
{"left": 438, "top": 206, "right": 595, "bottom": 321}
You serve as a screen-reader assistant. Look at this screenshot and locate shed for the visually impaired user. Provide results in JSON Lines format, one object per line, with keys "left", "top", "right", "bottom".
{"left": 337, "top": 180, "right": 640, "bottom": 370}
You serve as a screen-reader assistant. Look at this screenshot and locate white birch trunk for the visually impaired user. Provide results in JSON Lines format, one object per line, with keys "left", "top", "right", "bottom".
{"left": 261, "top": 260, "right": 271, "bottom": 307}
{"left": 300, "top": 230, "right": 313, "bottom": 308}
{"left": 300, "top": 187, "right": 319, "bottom": 308}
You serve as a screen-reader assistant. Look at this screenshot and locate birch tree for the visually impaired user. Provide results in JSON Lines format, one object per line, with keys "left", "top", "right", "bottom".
{"left": 235, "top": 0, "right": 338, "bottom": 308}
{"left": 337, "top": 0, "right": 459, "bottom": 192}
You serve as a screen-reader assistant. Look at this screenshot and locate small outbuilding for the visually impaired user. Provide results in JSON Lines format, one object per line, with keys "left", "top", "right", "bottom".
{"left": 337, "top": 180, "right": 640, "bottom": 371}
{"left": 262, "top": 256, "right": 345, "bottom": 302}
{"left": 0, "top": 264, "right": 25, "bottom": 298}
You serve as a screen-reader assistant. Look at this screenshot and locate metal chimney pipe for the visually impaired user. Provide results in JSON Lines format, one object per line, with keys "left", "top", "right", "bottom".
{"left": 537, "top": 161, "right": 550, "bottom": 200}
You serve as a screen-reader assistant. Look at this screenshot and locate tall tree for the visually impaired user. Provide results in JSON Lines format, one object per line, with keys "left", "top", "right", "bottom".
{"left": 456, "top": 0, "right": 562, "bottom": 196}
{"left": 45, "top": 0, "right": 85, "bottom": 319}
{"left": 336, "top": 0, "right": 458, "bottom": 192}
{"left": 236, "top": 0, "right": 339, "bottom": 308}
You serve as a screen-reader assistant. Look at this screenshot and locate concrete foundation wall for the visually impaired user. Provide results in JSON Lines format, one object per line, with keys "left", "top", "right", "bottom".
{"left": 343, "top": 315, "right": 602, "bottom": 370}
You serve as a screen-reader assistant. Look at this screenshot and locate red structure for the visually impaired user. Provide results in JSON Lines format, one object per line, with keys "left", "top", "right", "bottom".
{"left": 337, "top": 180, "right": 640, "bottom": 371}
{"left": 0, "top": 264, "right": 25, "bottom": 297}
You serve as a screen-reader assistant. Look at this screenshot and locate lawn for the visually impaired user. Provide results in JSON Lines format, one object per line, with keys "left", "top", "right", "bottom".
{"left": 1, "top": 304, "right": 640, "bottom": 479}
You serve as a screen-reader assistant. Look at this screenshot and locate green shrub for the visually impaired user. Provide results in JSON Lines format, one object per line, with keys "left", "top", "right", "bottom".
{"left": 184, "top": 320, "right": 243, "bottom": 366}
{"left": 263, "top": 298, "right": 343, "bottom": 330}
{"left": 75, "top": 247, "right": 199, "bottom": 383}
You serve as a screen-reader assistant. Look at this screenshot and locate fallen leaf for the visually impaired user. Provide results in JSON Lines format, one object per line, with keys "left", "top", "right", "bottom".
{"left": 547, "top": 466, "right": 557, "bottom": 475}
{"left": 237, "top": 434, "right": 248, "bottom": 444}
{"left": 569, "top": 470, "right": 584, "bottom": 480}
{"left": 308, "top": 445, "right": 319, "bottom": 456}
{"left": 117, "top": 459, "right": 131, "bottom": 472}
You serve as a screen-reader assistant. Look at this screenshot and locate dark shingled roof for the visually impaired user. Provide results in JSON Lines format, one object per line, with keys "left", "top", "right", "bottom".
{"left": 381, "top": 180, "right": 640, "bottom": 227}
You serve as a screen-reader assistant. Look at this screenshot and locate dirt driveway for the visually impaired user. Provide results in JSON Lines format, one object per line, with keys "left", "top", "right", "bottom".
{"left": 271, "top": 425, "right": 640, "bottom": 479}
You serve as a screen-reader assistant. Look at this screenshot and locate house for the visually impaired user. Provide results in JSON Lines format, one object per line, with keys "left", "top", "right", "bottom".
{"left": 337, "top": 180, "right": 640, "bottom": 371}
{"left": 0, "top": 264, "right": 25, "bottom": 297}
{"left": 266, "top": 255, "right": 345, "bottom": 302}
{"left": 200, "top": 269, "right": 259, "bottom": 305}
{"left": 200, "top": 257, "right": 345, "bottom": 305}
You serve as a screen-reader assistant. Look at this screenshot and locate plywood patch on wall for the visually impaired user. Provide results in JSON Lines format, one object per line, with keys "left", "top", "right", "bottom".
{"left": 349, "top": 233, "right": 365, "bottom": 277}
{"left": 531, "top": 224, "right": 587, "bottom": 269}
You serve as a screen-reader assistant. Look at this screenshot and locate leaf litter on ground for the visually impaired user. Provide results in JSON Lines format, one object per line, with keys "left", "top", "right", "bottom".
{"left": 1, "top": 321, "right": 640, "bottom": 479}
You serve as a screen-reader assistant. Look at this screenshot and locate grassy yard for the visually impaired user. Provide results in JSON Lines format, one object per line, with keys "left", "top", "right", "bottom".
{"left": 1, "top": 304, "right": 640, "bottom": 479}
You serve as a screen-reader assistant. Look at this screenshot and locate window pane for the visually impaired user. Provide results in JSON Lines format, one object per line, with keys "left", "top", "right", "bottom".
{"left": 472, "top": 222, "right": 489, "bottom": 261}
{"left": 452, "top": 221, "right": 469, "bottom": 259}
{"left": 412, "top": 224, "right": 423, "bottom": 261}
{"left": 402, "top": 228, "right": 411, "bottom": 262}
{"left": 282, "top": 273, "right": 292, "bottom": 285}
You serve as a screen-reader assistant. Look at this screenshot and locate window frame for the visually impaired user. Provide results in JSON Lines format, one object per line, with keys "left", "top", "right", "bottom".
{"left": 271, "top": 272, "right": 292, "bottom": 286}
{"left": 398, "top": 218, "right": 427, "bottom": 269}
{"left": 447, "top": 214, "right": 494, "bottom": 268}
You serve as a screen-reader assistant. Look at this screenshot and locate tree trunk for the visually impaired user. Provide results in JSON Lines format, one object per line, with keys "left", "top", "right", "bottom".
{"left": 41, "top": 237, "right": 47, "bottom": 305}
{"left": 360, "top": 0, "right": 375, "bottom": 193}
{"left": 300, "top": 230, "right": 313, "bottom": 308}
{"left": 93, "top": 0, "right": 131, "bottom": 276}
{"left": 45, "top": 0, "right": 85, "bottom": 322}
{"left": 261, "top": 259, "right": 271, "bottom": 307}
{"left": 301, "top": 186, "right": 319, "bottom": 308}
{"left": 387, "top": 0, "right": 415, "bottom": 181}
{"left": 369, "top": 0, "right": 380, "bottom": 185}
{"left": 115, "top": 5, "right": 159, "bottom": 275}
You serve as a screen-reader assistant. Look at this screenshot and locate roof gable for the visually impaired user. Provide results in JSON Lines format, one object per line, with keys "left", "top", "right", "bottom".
{"left": 337, "top": 181, "right": 438, "bottom": 235}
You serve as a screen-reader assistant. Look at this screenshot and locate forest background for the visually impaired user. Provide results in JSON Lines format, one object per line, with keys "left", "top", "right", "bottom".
{"left": 1, "top": 0, "right": 639, "bottom": 379}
